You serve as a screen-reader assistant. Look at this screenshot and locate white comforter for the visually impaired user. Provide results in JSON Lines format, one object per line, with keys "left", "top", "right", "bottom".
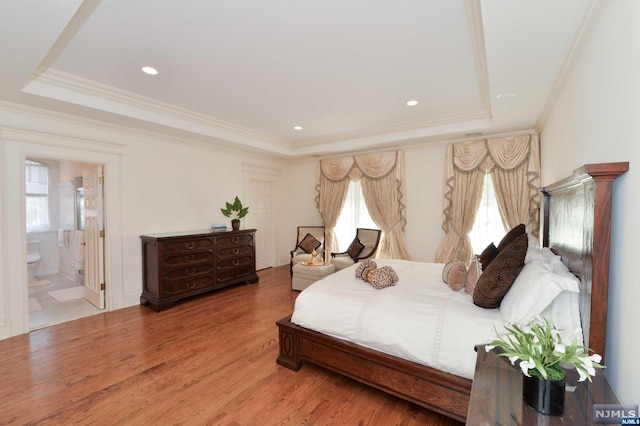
{"left": 290, "top": 259, "right": 505, "bottom": 380}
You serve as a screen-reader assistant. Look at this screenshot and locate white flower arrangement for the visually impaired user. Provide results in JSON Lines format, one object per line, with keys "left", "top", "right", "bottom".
{"left": 486, "top": 318, "right": 604, "bottom": 382}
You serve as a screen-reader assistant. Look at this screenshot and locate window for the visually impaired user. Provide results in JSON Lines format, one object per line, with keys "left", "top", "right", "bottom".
{"left": 25, "top": 160, "right": 50, "bottom": 232}
{"left": 334, "top": 181, "right": 377, "bottom": 251}
{"left": 468, "top": 173, "right": 505, "bottom": 254}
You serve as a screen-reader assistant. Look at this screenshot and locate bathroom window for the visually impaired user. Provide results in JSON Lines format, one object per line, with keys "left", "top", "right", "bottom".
{"left": 25, "top": 160, "right": 50, "bottom": 232}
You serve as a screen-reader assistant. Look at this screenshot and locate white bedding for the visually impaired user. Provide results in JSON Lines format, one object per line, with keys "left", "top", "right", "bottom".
{"left": 290, "top": 259, "right": 506, "bottom": 380}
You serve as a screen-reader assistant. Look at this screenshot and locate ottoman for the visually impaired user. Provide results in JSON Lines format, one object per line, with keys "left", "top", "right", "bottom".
{"left": 292, "top": 263, "right": 336, "bottom": 291}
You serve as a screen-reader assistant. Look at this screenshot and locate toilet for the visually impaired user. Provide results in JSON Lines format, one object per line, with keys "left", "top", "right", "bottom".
{"left": 27, "top": 239, "right": 41, "bottom": 283}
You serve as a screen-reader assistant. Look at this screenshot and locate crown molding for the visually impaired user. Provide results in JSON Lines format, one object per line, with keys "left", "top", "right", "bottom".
{"left": 464, "top": 0, "right": 492, "bottom": 113}
{"left": 24, "top": 69, "right": 292, "bottom": 150}
{"left": 293, "top": 108, "right": 490, "bottom": 148}
{"left": 0, "top": 100, "right": 289, "bottom": 163}
{"left": 535, "top": 0, "right": 601, "bottom": 132}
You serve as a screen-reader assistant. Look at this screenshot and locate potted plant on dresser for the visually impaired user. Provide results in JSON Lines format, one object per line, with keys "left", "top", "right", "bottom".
{"left": 221, "top": 196, "right": 249, "bottom": 231}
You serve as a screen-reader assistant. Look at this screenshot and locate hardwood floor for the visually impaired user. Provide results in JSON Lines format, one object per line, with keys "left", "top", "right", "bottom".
{"left": 0, "top": 265, "right": 462, "bottom": 425}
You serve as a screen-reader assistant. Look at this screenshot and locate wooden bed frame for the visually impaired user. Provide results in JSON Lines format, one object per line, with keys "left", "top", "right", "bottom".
{"left": 276, "top": 162, "right": 628, "bottom": 423}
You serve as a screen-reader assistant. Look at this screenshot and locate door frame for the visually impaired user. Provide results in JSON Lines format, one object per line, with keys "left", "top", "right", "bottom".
{"left": 242, "top": 163, "right": 281, "bottom": 270}
{"left": 0, "top": 129, "right": 124, "bottom": 339}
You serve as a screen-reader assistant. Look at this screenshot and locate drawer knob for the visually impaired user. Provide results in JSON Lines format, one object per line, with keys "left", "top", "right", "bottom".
{"left": 232, "top": 259, "right": 240, "bottom": 266}
{"left": 232, "top": 236, "right": 240, "bottom": 244}
{"left": 232, "top": 248, "right": 240, "bottom": 255}
{"left": 188, "top": 282, "right": 196, "bottom": 289}
{"left": 185, "top": 242, "right": 195, "bottom": 250}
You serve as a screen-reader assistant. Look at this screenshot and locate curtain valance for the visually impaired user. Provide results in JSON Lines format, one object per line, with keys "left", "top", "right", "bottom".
{"left": 319, "top": 151, "right": 398, "bottom": 181}
{"left": 452, "top": 135, "right": 534, "bottom": 172}
{"left": 316, "top": 151, "right": 410, "bottom": 260}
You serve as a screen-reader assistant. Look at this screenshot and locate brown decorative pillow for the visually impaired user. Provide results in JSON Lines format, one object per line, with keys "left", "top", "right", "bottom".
{"left": 479, "top": 243, "right": 499, "bottom": 270}
{"left": 347, "top": 238, "right": 365, "bottom": 260}
{"left": 465, "top": 256, "right": 482, "bottom": 294}
{"left": 496, "top": 224, "right": 526, "bottom": 252}
{"left": 442, "top": 261, "right": 467, "bottom": 291}
{"left": 298, "top": 233, "right": 321, "bottom": 253}
{"left": 473, "top": 233, "right": 528, "bottom": 308}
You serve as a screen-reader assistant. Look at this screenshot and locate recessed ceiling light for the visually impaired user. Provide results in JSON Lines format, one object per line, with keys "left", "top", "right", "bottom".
{"left": 141, "top": 66, "right": 158, "bottom": 75}
{"left": 293, "top": 126, "right": 303, "bottom": 130}
{"left": 406, "top": 100, "right": 419, "bottom": 106}
{"left": 496, "top": 93, "right": 516, "bottom": 100}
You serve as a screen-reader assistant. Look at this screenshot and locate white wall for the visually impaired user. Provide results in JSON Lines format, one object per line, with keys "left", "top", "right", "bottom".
{"left": 0, "top": 104, "right": 285, "bottom": 338}
{"left": 540, "top": 0, "right": 640, "bottom": 405}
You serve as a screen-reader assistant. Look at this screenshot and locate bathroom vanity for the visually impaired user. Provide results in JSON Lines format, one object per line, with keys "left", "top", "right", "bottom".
{"left": 140, "top": 229, "right": 258, "bottom": 311}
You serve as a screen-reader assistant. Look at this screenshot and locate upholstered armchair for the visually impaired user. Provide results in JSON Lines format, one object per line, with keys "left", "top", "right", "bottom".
{"left": 331, "top": 228, "right": 382, "bottom": 272}
{"left": 290, "top": 226, "right": 326, "bottom": 276}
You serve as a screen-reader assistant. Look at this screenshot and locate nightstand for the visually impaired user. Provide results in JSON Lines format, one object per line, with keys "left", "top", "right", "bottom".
{"left": 467, "top": 346, "right": 620, "bottom": 425}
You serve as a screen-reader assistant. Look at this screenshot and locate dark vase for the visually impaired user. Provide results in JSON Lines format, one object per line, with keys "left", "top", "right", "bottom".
{"left": 522, "top": 374, "right": 565, "bottom": 415}
{"left": 231, "top": 220, "right": 240, "bottom": 231}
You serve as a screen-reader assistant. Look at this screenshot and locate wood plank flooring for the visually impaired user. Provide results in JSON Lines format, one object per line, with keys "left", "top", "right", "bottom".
{"left": 0, "top": 265, "right": 462, "bottom": 425}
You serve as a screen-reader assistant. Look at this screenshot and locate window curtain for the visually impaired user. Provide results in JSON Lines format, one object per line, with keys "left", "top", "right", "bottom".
{"left": 316, "top": 151, "right": 411, "bottom": 260}
{"left": 435, "top": 134, "right": 541, "bottom": 264}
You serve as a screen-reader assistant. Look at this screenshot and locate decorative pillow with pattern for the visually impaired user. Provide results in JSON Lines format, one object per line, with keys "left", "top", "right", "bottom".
{"left": 366, "top": 266, "right": 398, "bottom": 289}
{"left": 473, "top": 233, "right": 528, "bottom": 309}
{"left": 479, "top": 243, "right": 499, "bottom": 270}
{"left": 355, "top": 259, "right": 377, "bottom": 280}
{"left": 347, "top": 238, "right": 365, "bottom": 260}
{"left": 464, "top": 256, "right": 482, "bottom": 294}
{"left": 496, "top": 224, "right": 526, "bottom": 252}
{"left": 298, "top": 233, "right": 321, "bottom": 253}
{"left": 442, "top": 261, "right": 467, "bottom": 292}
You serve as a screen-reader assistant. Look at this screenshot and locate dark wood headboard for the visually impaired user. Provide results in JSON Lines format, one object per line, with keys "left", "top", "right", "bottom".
{"left": 541, "top": 162, "right": 628, "bottom": 362}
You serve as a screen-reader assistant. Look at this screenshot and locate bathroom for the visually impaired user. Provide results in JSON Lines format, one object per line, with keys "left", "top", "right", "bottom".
{"left": 26, "top": 157, "right": 103, "bottom": 330}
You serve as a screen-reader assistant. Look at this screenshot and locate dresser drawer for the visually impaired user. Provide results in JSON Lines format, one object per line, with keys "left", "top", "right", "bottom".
{"left": 216, "top": 265, "right": 255, "bottom": 284}
{"left": 216, "top": 255, "right": 254, "bottom": 270}
{"left": 163, "top": 276, "right": 214, "bottom": 295}
{"left": 215, "top": 245, "right": 253, "bottom": 259}
{"left": 163, "top": 251, "right": 213, "bottom": 266}
{"left": 162, "top": 238, "right": 213, "bottom": 254}
{"left": 215, "top": 233, "right": 253, "bottom": 248}
{"left": 163, "top": 264, "right": 214, "bottom": 280}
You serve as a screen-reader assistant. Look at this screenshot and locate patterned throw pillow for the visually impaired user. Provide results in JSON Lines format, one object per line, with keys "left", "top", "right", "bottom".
{"left": 298, "top": 233, "right": 321, "bottom": 253}
{"left": 347, "top": 238, "right": 365, "bottom": 260}
{"left": 464, "top": 256, "right": 482, "bottom": 294}
{"left": 479, "top": 243, "right": 499, "bottom": 270}
{"left": 473, "top": 233, "right": 528, "bottom": 309}
{"left": 496, "top": 224, "right": 526, "bottom": 252}
{"left": 355, "top": 259, "right": 377, "bottom": 280}
{"left": 367, "top": 266, "right": 398, "bottom": 289}
{"left": 442, "top": 261, "right": 467, "bottom": 292}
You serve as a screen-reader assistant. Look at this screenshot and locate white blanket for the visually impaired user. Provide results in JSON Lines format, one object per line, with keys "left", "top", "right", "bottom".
{"left": 291, "top": 259, "right": 505, "bottom": 380}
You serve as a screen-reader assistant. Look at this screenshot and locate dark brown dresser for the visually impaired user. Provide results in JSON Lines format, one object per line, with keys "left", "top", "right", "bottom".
{"left": 140, "top": 229, "right": 258, "bottom": 311}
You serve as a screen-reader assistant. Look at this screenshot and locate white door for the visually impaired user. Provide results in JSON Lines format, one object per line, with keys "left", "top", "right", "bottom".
{"left": 83, "top": 165, "right": 105, "bottom": 309}
{"left": 247, "top": 178, "right": 274, "bottom": 270}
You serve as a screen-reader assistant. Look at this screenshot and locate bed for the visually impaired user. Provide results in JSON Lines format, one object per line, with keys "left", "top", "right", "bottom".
{"left": 276, "top": 162, "right": 628, "bottom": 423}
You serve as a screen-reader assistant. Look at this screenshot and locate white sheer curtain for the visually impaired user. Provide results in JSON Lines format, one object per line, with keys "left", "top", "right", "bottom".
{"left": 334, "top": 181, "right": 377, "bottom": 251}
{"left": 25, "top": 160, "right": 50, "bottom": 232}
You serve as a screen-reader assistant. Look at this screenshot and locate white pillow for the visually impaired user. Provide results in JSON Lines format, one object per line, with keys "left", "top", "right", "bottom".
{"left": 540, "top": 288, "right": 583, "bottom": 346}
{"left": 500, "top": 260, "right": 580, "bottom": 323}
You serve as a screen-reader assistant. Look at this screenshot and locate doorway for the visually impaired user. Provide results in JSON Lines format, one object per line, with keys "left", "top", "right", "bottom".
{"left": 25, "top": 158, "right": 105, "bottom": 330}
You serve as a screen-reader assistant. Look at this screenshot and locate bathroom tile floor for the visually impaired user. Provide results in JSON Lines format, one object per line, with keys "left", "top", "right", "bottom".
{"left": 28, "top": 273, "right": 103, "bottom": 331}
